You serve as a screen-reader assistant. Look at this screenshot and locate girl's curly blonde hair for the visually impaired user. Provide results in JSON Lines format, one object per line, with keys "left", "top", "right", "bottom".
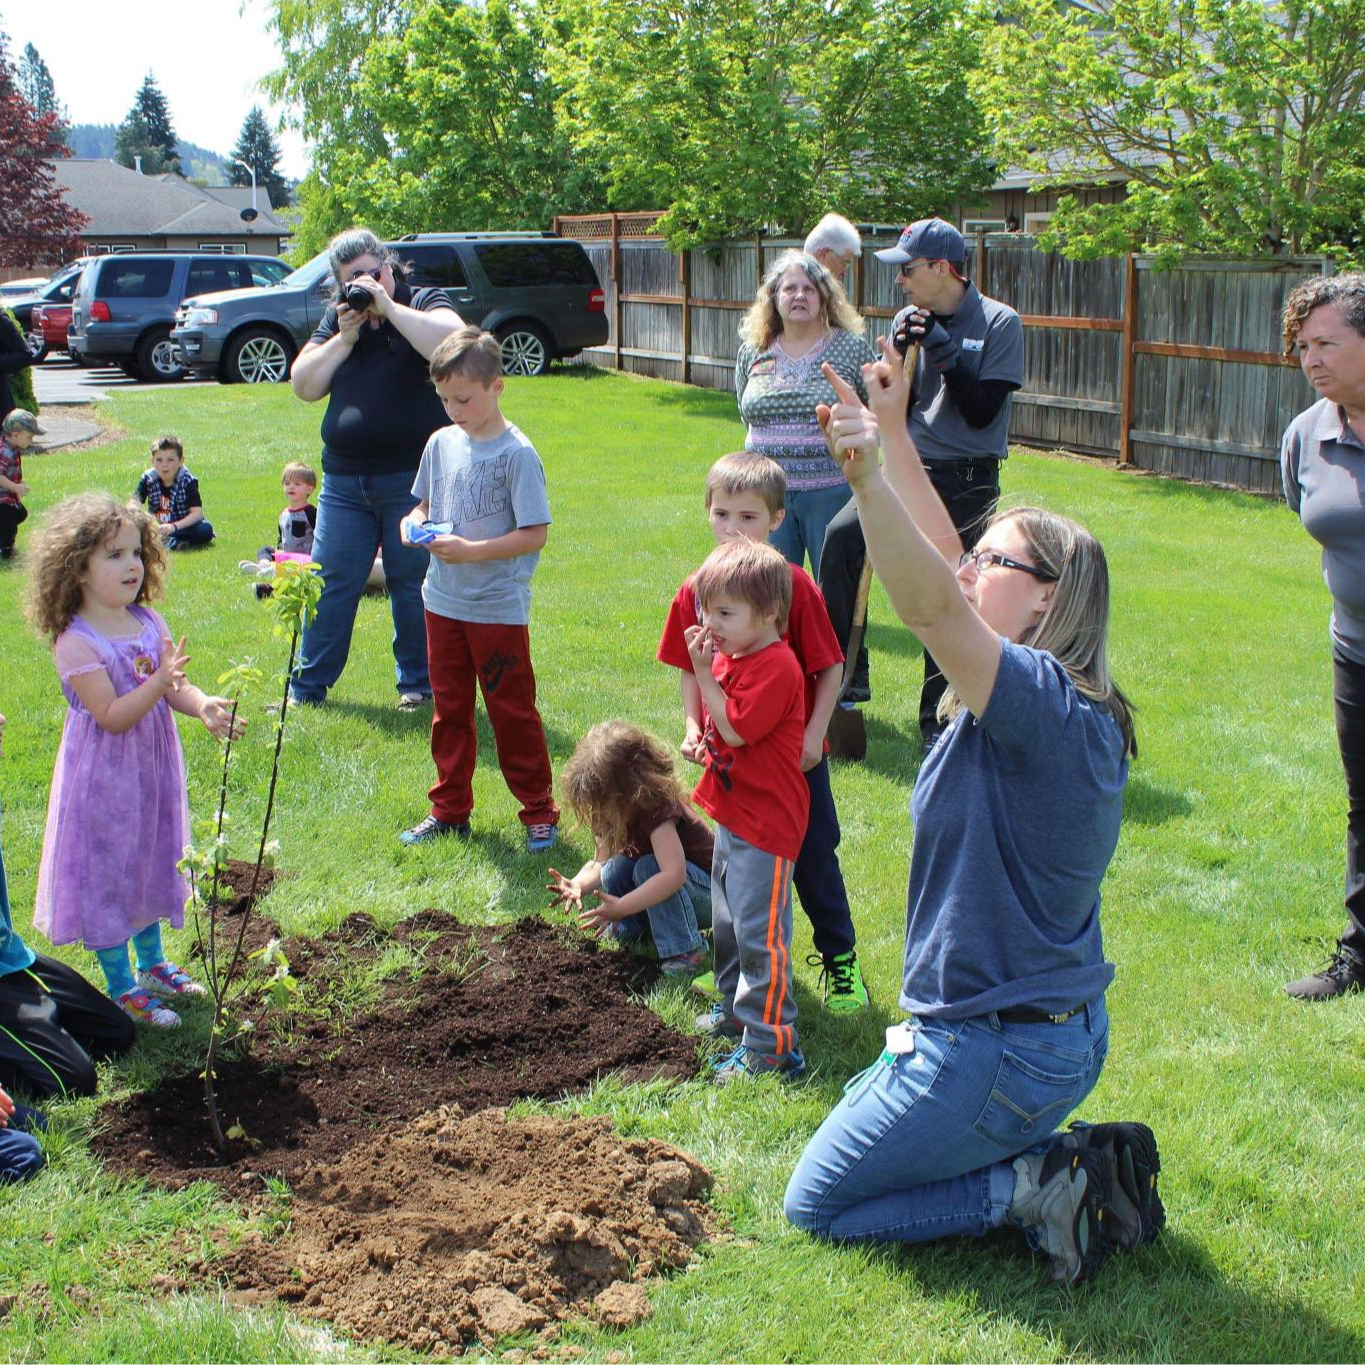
{"left": 25, "top": 493, "right": 166, "bottom": 642}
{"left": 561, "top": 721, "right": 691, "bottom": 857}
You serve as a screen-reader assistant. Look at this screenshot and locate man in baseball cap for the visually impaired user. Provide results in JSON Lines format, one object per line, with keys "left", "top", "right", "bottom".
{"left": 821, "top": 216, "right": 1025, "bottom": 750}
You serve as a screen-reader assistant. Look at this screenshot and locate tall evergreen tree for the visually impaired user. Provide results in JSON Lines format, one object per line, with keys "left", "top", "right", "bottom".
{"left": 16, "top": 42, "right": 67, "bottom": 149}
{"left": 0, "top": 30, "right": 88, "bottom": 265}
{"left": 229, "top": 106, "right": 289, "bottom": 207}
{"left": 115, "top": 73, "right": 181, "bottom": 174}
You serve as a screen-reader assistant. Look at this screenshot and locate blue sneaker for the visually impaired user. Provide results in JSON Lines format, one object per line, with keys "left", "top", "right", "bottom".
{"left": 526, "top": 823, "right": 558, "bottom": 853}
{"left": 695, "top": 1001, "right": 741, "bottom": 1039}
{"left": 712, "top": 1044, "right": 806, "bottom": 1084}
{"left": 400, "top": 816, "right": 471, "bottom": 846}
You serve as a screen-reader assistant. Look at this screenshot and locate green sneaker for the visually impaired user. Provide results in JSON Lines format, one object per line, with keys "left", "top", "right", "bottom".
{"left": 810, "top": 950, "right": 870, "bottom": 1013}
{"left": 690, "top": 970, "right": 719, "bottom": 998}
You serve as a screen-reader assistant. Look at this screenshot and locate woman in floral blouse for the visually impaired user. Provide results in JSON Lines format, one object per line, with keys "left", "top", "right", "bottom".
{"left": 735, "top": 251, "right": 876, "bottom": 575}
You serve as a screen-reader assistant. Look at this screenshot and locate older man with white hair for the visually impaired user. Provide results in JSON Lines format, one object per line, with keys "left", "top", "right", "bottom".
{"left": 804, "top": 214, "right": 861, "bottom": 284}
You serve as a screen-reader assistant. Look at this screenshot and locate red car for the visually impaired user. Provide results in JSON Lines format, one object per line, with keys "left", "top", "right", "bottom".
{"left": 30, "top": 302, "right": 73, "bottom": 359}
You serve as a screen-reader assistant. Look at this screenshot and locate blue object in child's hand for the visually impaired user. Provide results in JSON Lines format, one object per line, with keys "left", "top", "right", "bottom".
{"left": 408, "top": 520, "right": 453, "bottom": 545}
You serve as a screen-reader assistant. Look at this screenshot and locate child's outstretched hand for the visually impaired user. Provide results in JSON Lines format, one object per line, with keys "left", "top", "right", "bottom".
{"left": 579, "top": 889, "right": 624, "bottom": 937}
{"left": 546, "top": 868, "right": 583, "bottom": 913}
{"left": 199, "top": 696, "right": 247, "bottom": 742}
{"left": 684, "top": 623, "right": 715, "bottom": 673}
{"left": 156, "top": 636, "right": 189, "bottom": 693}
{"left": 862, "top": 333, "right": 913, "bottom": 423}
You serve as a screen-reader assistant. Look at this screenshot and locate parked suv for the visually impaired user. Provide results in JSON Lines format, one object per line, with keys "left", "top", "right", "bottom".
{"left": 68, "top": 253, "right": 290, "bottom": 381}
{"left": 170, "top": 232, "right": 607, "bottom": 384}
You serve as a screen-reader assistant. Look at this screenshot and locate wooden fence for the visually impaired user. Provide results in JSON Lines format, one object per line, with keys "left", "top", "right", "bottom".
{"left": 553, "top": 211, "right": 1330, "bottom": 495}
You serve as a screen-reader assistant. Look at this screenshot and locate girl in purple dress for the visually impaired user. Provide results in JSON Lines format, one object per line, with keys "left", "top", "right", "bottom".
{"left": 25, "top": 494, "right": 245, "bottom": 1029}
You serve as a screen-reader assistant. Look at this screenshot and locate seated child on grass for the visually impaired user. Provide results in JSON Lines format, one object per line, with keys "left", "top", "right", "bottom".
{"left": 683, "top": 537, "right": 810, "bottom": 1082}
{"left": 0, "top": 409, "right": 39, "bottom": 561}
{"left": 240, "top": 460, "right": 318, "bottom": 574}
{"left": 133, "top": 435, "right": 214, "bottom": 550}
{"left": 550, "top": 720, "right": 713, "bottom": 976}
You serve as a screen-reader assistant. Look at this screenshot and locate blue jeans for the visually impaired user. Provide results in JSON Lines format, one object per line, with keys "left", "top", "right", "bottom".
{"left": 599, "top": 854, "right": 712, "bottom": 959}
{"left": 769, "top": 484, "right": 851, "bottom": 578}
{"left": 0, "top": 1104, "right": 45, "bottom": 1184}
{"left": 293, "top": 470, "right": 429, "bottom": 701}
{"left": 785, "top": 997, "right": 1108, "bottom": 1243}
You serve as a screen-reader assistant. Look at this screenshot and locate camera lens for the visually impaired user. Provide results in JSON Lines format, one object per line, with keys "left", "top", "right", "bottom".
{"left": 344, "top": 282, "right": 371, "bottom": 311}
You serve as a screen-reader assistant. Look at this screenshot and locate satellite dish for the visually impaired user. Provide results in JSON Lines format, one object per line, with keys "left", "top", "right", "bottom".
{"left": 240, "top": 207, "right": 259, "bottom": 223}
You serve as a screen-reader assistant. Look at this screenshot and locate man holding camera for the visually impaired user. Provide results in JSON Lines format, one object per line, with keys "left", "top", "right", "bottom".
{"left": 290, "top": 227, "right": 463, "bottom": 710}
{"left": 819, "top": 218, "right": 1024, "bottom": 749}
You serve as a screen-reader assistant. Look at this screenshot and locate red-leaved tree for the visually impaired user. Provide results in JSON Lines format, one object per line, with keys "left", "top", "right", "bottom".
{"left": 0, "top": 29, "right": 87, "bottom": 268}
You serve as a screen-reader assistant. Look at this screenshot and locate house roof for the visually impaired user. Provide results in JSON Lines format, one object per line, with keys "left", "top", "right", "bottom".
{"left": 46, "top": 159, "right": 289, "bottom": 237}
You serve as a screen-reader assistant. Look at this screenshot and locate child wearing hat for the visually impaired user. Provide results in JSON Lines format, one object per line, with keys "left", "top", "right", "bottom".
{"left": 0, "top": 410, "right": 41, "bottom": 560}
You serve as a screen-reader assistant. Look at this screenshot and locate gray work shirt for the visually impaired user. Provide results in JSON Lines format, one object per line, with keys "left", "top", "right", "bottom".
{"left": 411, "top": 421, "right": 551, "bottom": 626}
{"left": 1282, "top": 399, "right": 1365, "bottom": 665}
{"left": 894, "top": 282, "right": 1025, "bottom": 462}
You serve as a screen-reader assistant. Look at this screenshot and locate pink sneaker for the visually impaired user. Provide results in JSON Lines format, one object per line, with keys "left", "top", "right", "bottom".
{"left": 136, "top": 961, "right": 207, "bottom": 997}
{"left": 118, "top": 989, "right": 181, "bottom": 1029}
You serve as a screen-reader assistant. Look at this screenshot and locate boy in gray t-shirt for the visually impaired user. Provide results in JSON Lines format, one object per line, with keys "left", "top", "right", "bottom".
{"left": 398, "top": 327, "right": 560, "bottom": 854}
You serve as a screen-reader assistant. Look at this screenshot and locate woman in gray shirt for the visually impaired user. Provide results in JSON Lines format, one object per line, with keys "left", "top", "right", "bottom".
{"left": 1281, "top": 274, "right": 1365, "bottom": 1000}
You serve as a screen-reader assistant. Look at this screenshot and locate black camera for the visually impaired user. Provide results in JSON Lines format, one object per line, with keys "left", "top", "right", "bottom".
{"left": 343, "top": 282, "right": 373, "bottom": 312}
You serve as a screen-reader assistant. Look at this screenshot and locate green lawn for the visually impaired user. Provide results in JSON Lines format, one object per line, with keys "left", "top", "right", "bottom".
{"left": 2, "top": 368, "right": 1363, "bottom": 1363}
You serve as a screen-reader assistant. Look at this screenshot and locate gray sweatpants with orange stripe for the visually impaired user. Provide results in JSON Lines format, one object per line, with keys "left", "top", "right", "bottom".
{"left": 712, "top": 826, "right": 798, "bottom": 1060}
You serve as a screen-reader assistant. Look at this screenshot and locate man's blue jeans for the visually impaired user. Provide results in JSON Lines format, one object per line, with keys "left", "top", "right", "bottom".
{"left": 293, "top": 470, "right": 430, "bottom": 702}
{"left": 785, "top": 997, "right": 1108, "bottom": 1244}
{"left": 599, "top": 854, "right": 712, "bottom": 959}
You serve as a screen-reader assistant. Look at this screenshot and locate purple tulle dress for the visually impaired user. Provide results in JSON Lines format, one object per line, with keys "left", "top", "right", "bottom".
{"left": 34, "top": 606, "right": 190, "bottom": 951}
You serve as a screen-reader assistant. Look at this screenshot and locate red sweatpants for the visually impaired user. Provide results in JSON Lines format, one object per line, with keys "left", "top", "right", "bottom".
{"left": 425, "top": 611, "right": 559, "bottom": 828}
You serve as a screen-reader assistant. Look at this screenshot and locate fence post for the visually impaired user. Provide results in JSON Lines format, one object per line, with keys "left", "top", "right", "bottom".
{"left": 756, "top": 235, "right": 764, "bottom": 292}
{"left": 680, "top": 248, "right": 692, "bottom": 385}
{"left": 975, "top": 232, "right": 987, "bottom": 294}
{"left": 611, "top": 212, "right": 622, "bottom": 372}
{"left": 1118, "top": 252, "right": 1138, "bottom": 466}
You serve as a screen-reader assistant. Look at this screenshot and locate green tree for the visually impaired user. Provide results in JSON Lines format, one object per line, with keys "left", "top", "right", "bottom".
{"left": 973, "top": 0, "right": 1365, "bottom": 262}
{"left": 262, "top": 0, "right": 411, "bottom": 254}
{"left": 115, "top": 72, "right": 181, "bottom": 175}
{"left": 550, "top": 0, "right": 992, "bottom": 247}
{"left": 16, "top": 42, "right": 67, "bottom": 150}
{"left": 229, "top": 105, "right": 290, "bottom": 208}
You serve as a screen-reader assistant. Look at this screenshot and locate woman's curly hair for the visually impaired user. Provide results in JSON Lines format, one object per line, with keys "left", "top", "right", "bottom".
{"left": 1282, "top": 272, "right": 1365, "bottom": 357}
{"left": 25, "top": 493, "right": 166, "bottom": 642}
{"left": 741, "top": 249, "right": 865, "bottom": 352}
{"left": 561, "top": 720, "right": 691, "bottom": 857}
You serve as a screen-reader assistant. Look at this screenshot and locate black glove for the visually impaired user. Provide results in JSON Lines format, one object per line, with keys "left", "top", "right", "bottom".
{"left": 901, "top": 306, "right": 959, "bottom": 373}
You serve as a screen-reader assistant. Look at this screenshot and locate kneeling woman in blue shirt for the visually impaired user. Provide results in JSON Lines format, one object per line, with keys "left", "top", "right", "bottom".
{"left": 784, "top": 343, "right": 1160, "bottom": 1285}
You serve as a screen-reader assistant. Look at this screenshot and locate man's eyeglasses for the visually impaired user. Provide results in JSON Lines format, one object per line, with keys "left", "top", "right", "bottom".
{"left": 896, "top": 258, "right": 930, "bottom": 278}
{"left": 957, "top": 549, "right": 1057, "bottom": 581}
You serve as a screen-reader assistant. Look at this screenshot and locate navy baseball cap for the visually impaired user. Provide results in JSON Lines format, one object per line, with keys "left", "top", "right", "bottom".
{"left": 875, "top": 218, "right": 967, "bottom": 269}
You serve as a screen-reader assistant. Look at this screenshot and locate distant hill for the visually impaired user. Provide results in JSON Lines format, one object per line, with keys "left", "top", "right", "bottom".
{"left": 66, "top": 123, "right": 228, "bottom": 184}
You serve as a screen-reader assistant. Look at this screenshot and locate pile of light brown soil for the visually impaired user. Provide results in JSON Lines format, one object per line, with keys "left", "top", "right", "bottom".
{"left": 222, "top": 1105, "right": 714, "bottom": 1353}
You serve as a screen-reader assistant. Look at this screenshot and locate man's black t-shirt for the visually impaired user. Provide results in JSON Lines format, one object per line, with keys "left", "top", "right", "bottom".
{"left": 310, "top": 281, "right": 455, "bottom": 476}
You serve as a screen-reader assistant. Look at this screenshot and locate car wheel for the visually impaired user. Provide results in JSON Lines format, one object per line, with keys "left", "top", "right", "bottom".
{"left": 24, "top": 332, "right": 48, "bottom": 363}
{"left": 496, "top": 323, "right": 551, "bottom": 377}
{"left": 223, "top": 328, "right": 293, "bottom": 384}
{"left": 137, "top": 328, "right": 186, "bottom": 383}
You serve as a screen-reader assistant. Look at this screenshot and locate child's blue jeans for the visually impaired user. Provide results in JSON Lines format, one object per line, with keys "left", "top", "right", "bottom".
{"left": 0, "top": 1104, "right": 45, "bottom": 1184}
{"left": 599, "top": 854, "right": 711, "bottom": 959}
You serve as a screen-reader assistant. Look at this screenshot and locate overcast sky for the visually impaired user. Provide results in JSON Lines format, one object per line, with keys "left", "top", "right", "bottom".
{"left": 9, "top": 0, "right": 311, "bottom": 180}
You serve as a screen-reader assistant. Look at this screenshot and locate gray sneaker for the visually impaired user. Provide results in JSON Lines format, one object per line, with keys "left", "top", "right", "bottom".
{"left": 1062, "top": 1121, "right": 1164, "bottom": 1252}
{"left": 399, "top": 815, "right": 471, "bottom": 846}
{"left": 1008, "top": 1144, "right": 1113, "bottom": 1285}
{"left": 695, "top": 1001, "right": 741, "bottom": 1039}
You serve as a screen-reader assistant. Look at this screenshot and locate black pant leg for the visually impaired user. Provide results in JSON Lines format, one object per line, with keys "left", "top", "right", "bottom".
{"left": 920, "top": 462, "right": 1001, "bottom": 738}
{"left": 0, "top": 954, "right": 134, "bottom": 1099}
{"left": 793, "top": 757, "right": 856, "bottom": 959}
{"left": 1334, "top": 649, "right": 1365, "bottom": 961}
{"left": 0, "top": 504, "right": 22, "bottom": 552}
{"left": 817, "top": 496, "right": 871, "bottom": 704}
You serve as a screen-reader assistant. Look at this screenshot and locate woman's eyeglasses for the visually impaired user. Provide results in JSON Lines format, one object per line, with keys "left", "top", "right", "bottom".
{"left": 957, "top": 549, "right": 1057, "bottom": 581}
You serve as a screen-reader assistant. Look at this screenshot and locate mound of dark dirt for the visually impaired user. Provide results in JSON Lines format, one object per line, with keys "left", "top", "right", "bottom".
{"left": 222, "top": 1106, "right": 714, "bottom": 1353}
{"left": 94, "top": 913, "right": 700, "bottom": 1189}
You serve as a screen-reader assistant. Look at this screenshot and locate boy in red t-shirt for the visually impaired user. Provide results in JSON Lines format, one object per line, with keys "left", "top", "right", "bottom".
{"left": 657, "top": 453, "right": 868, "bottom": 1012}
{"left": 683, "top": 537, "right": 809, "bottom": 1081}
